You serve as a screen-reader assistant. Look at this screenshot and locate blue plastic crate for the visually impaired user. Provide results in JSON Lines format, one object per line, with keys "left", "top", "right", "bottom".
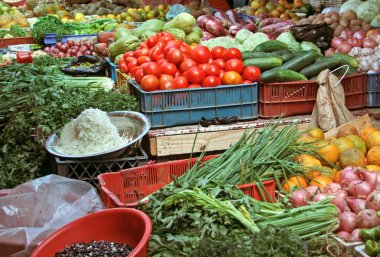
{"left": 106, "top": 57, "right": 118, "bottom": 83}
{"left": 366, "top": 72, "right": 380, "bottom": 107}
{"left": 43, "top": 33, "right": 97, "bottom": 46}
{"left": 129, "top": 80, "right": 259, "bottom": 128}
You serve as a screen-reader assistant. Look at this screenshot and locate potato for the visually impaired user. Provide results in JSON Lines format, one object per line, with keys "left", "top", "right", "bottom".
{"left": 341, "top": 10, "right": 357, "bottom": 20}
{"left": 340, "top": 18, "right": 349, "bottom": 27}
{"left": 331, "top": 14, "right": 339, "bottom": 22}
{"left": 329, "top": 11, "right": 339, "bottom": 17}
{"left": 334, "top": 25, "right": 345, "bottom": 36}
{"left": 331, "top": 22, "right": 338, "bottom": 29}
{"left": 350, "top": 19, "right": 362, "bottom": 27}
{"left": 351, "top": 25, "right": 362, "bottom": 32}
{"left": 324, "top": 17, "right": 332, "bottom": 24}
{"left": 362, "top": 22, "right": 371, "bottom": 32}
{"left": 316, "top": 13, "right": 325, "bottom": 20}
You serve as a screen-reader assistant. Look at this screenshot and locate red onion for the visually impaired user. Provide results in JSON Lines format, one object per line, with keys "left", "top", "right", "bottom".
{"left": 325, "top": 48, "right": 336, "bottom": 56}
{"left": 357, "top": 209, "right": 380, "bottom": 228}
{"left": 324, "top": 183, "right": 342, "bottom": 194}
{"left": 366, "top": 190, "right": 380, "bottom": 211}
{"left": 290, "top": 189, "right": 308, "bottom": 207}
{"left": 79, "top": 46, "right": 87, "bottom": 52}
{"left": 334, "top": 190, "right": 348, "bottom": 199}
{"left": 349, "top": 228, "right": 363, "bottom": 242}
{"left": 67, "top": 40, "right": 74, "bottom": 47}
{"left": 353, "top": 31, "right": 366, "bottom": 41}
{"left": 313, "top": 193, "right": 328, "bottom": 202}
{"left": 338, "top": 42, "right": 353, "bottom": 54}
{"left": 340, "top": 167, "right": 360, "bottom": 187}
{"left": 332, "top": 196, "right": 350, "bottom": 212}
{"left": 44, "top": 46, "right": 50, "bottom": 52}
{"left": 84, "top": 50, "right": 92, "bottom": 55}
{"left": 341, "top": 30, "right": 353, "bottom": 39}
{"left": 338, "top": 211, "right": 357, "bottom": 233}
{"left": 337, "top": 231, "right": 351, "bottom": 241}
{"left": 331, "top": 37, "right": 344, "bottom": 49}
{"left": 61, "top": 45, "right": 69, "bottom": 52}
{"left": 359, "top": 169, "right": 380, "bottom": 185}
{"left": 347, "top": 198, "right": 367, "bottom": 214}
{"left": 351, "top": 39, "right": 363, "bottom": 47}
{"left": 74, "top": 41, "right": 81, "bottom": 47}
{"left": 363, "top": 38, "right": 377, "bottom": 49}
{"left": 348, "top": 180, "right": 375, "bottom": 198}
{"left": 305, "top": 186, "right": 320, "bottom": 200}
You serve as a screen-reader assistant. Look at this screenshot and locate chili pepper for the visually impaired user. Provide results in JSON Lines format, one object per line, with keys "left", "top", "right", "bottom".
{"left": 365, "top": 240, "right": 380, "bottom": 257}
{"left": 16, "top": 51, "right": 33, "bottom": 63}
{"left": 361, "top": 226, "right": 380, "bottom": 242}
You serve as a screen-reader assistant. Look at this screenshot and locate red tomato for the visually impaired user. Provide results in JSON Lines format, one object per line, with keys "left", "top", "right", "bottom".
{"left": 156, "top": 54, "right": 165, "bottom": 61}
{"left": 120, "top": 62, "right": 128, "bottom": 73}
{"left": 198, "top": 63, "right": 208, "bottom": 72}
{"left": 149, "top": 45, "right": 163, "bottom": 61}
{"left": 243, "top": 66, "right": 261, "bottom": 82}
{"left": 211, "top": 46, "right": 226, "bottom": 59}
{"left": 167, "top": 48, "right": 184, "bottom": 65}
{"left": 225, "top": 59, "right": 244, "bottom": 74}
{"left": 127, "top": 59, "right": 138, "bottom": 72}
{"left": 159, "top": 80, "right": 177, "bottom": 90}
{"left": 129, "top": 66, "right": 141, "bottom": 76}
{"left": 173, "top": 76, "right": 188, "bottom": 89}
{"left": 179, "top": 45, "right": 192, "bottom": 56}
{"left": 156, "top": 42, "right": 165, "bottom": 49}
{"left": 158, "top": 36, "right": 173, "bottom": 44}
{"left": 146, "top": 35, "right": 159, "bottom": 48}
{"left": 143, "top": 62, "right": 162, "bottom": 77}
{"left": 186, "top": 67, "right": 205, "bottom": 85}
{"left": 212, "top": 59, "right": 225, "bottom": 70}
{"left": 179, "top": 59, "right": 197, "bottom": 73}
{"left": 222, "top": 48, "right": 242, "bottom": 61}
{"left": 219, "top": 70, "right": 226, "bottom": 80}
{"left": 191, "top": 45, "right": 211, "bottom": 64}
{"left": 140, "top": 75, "right": 159, "bottom": 92}
{"left": 135, "top": 48, "right": 150, "bottom": 57}
{"left": 162, "top": 62, "right": 178, "bottom": 76}
{"left": 174, "top": 70, "right": 181, "bottom": 77}
{"left": 205, "top": 64, "right": 220, "bottom": 77}
{"left": 157, "top": 59, "right": 169, "bottom": 66}
{"left": 188, "top": 84, "right": 202, "bottom": 88}
{"left": 123, "top": 51, "right": 134, "bottom": 59}
{"left": 221, "top": 71, "right": 243, "bottom": 85}
{"left": 137, "top": 56, "right": 152, "bottom": 66}
{"left": 242, "top": 80, "right": 253, "bottom": 84}
{"left": 202, "top": 76, "right": 221, "bottom": 87}
{"left": 159, "top": 74, "right": 174, "bottom": 84}
{"left": 163, "top": 45, "right": 175, "bottom": 57}
{"left": 159, "top": 32, "right": 175, "bottom": 39}
{"left": 166, "top": 40, "right": 182, "bottom": 49}
{"left": 118, "top": 58, "right": 125, "bottom": 66}
{"left": 134, "top": 68, "right": 144, "bottom": 83}
{"left": 124, "top": 57, "right": 136, "bottom": 64}
{"left": 139, "top": 42, "right": 149, "bottom": 49}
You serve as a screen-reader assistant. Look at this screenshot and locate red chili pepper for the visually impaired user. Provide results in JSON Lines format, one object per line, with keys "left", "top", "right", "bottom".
{"left": 16, "top": 51, "right": 33, "bottom": 63}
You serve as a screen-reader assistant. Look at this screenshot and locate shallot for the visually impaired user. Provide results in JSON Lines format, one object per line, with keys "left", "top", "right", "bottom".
{"left": 313, "top": 193, "right": 328, "bottom": 202}
{"left": 332, "top": 196, "right": 350, "bottom": 212}
{"left": 290, "top": 189, "right": 308, "bottom": 207}
{"left": 348, "top": 180, "right": 375, "bottom": 198}
{"left": 347, "top": 198, "right": 367, "bottom": 214}
{"left": 363, "top": 39, "right": 377, "bottom": 49}
{"left": 349, "top": 228, "right": 362, "bottom": 242}
{"left": 337, "top": 231, "right": 351, "bottom": 241}
{"left": 324, "top": 183, "right": 342, "bottom": 194}
{"left": 366, "top": 190, "right": 380, "bottom": 211}
{"left": 338, "top": 211, "right": 357, "bottom": 233}
{"left": 305, "top": 186, "right": 320, "bottom": 200}
{"left": 360, "top": 169, "right": 380, "bottom": 185}
{"left": 356, "top": 209, "right": 380, "bottom": 228}
{"left": 340, "top": 167, "right": 360, "bottom": 187}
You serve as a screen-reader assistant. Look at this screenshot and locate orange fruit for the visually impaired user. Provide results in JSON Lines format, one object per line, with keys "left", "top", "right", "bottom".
{"left": 367, "top": 146, "right": 380, "bottom": 166}
{"left": 310, "top": 176, "right": 333, "bottom": 188}
{"left": 334, "top": 137, "right": 355, "bottom": 154}
{"left": 360, "top": 126, "right": 378, "bottom": 141}
{"left": 271, "top": 9, "right": 282, "bottom": 17}
{"left": 366, "top": 131, "right": 380, "bottom": 150}
{"left": 282, "top": 176, "right": 308, "bottom": 193}
{"left": 337, "top": 125, "right": 359, "bottom": 138}
{"left": 334, "top": 170, "right": 342, "bottom": 183}
{"left": 315, "top": 140, "right": 340, "bottom": 166}
{"left": 346, "top": 135, "right": 367, "bottom": 155}
{"left": 308, "top": 127, "right": 325, "bottom": 140}
{"left": 339, "top": 148, "right": 367, "bottom": 168}
{"left": 320, "top": 166, "right": 338, "bottom": 180}
{"left": 366, "top": 165, "right": 380, "bottom": 172}
{"left": 296, "top": 154, "right": 322, "bottom": 177}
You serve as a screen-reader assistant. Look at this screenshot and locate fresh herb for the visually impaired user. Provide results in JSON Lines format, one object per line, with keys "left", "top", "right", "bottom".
{"left": 0, "top": 25, "right": 27, "bottom": 39}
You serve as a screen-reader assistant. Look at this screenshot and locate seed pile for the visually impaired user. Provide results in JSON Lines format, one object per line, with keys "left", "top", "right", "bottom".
{"left": 55, "top": 240, "right": 133, "bottom": 257}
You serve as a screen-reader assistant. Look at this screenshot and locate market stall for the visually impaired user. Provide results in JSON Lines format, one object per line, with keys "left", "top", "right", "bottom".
{"left": 0, "top": 0, "right": 380, "bottom": 256}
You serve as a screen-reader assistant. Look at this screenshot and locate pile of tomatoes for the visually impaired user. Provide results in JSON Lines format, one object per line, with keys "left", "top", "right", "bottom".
{"left": 118, "top": 32, "right": 261, "bottom": 91}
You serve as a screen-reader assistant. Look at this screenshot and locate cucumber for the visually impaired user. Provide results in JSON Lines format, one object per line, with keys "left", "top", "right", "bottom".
{"left": 332, "top": 53, "right": 359, "bottom": 69}
{"left": 271, "top": 49, "right": 291, "bottom": 56}
{"left": 332, "top": 65, "right": 357, "bottom": 77}
{"left": 272, "top": 51, "right": 320, "bottom": 72}
{"left": 242, "top": 51, "right": 254, "bottom": 60}
{"left": 251, "top": 52, "right": 282, "bottom": 59}
{"left": 254, "top": 40, "right": 289, "bottom": 52}
{"left": 260, "top": 69, "right": 308, "bottom": 83}
{"left": 281, "top": 52, "right": 297, "bottom": 62}
{"left": 244, "top": 57, "right": 283, "bottom": 71}
{"left": 299, "top": 58, "right": 340, "bottom": 78}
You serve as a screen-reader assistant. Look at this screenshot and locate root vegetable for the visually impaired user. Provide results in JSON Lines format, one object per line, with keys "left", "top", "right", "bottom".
{"left": 340, "top": 167, "right": 360, "bottom": 187}
{"left": 338, "top": 211, "right": 357, "bottom": 233}
{"left": 313, "top": 193, "right": 328, "bottom": 202}
{"left": 348, "top": 180, "right": 375, "bottom": 198}
{"left": 349, "top": 228, "right": 362, "bottom": 242}
{"left": 347, "top": 198, "right": 367, "bottom": 214}
{"left": 324, "top": 183, "right": 342, "bottom": 194}
{"left": 356, "top": 209, "right": 380, "bottom": 228}
{"left": 93, "top": 43, "right": 108, "bottom": 54}
{"left": 332, "top": 196, "right": 350, "bottom": 212}
{"left": 305, "top": 186, "right": 320, "bottom": 200}
{"left": 338, "top": 42, "right": 353, "bottom": 54}
{"left": 332, "top": 37, "right": 344, "bottom": 48}
{"left": 337, "top": 231, "right": 351, "bottom": 241}
{"left": 359, "top": 170, "right": 380, "bottom": 185}
{"left": 290, "top": 189, "right": 308, "bottom": 207}
{"left": 366, "top": 190, "right": 380, "bottom": 211}
{"left": 363, "top": 39, "right": 377, "bottom": 49}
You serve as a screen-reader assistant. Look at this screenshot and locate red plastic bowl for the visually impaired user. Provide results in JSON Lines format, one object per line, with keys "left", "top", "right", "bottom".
{"left": 3, "top": 0, "right": 26, "bottom": 7}
{"left": 30, "top": 208, "right": 152, "bottom": 257}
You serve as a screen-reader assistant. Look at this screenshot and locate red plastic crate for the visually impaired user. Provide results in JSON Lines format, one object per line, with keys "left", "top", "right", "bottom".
{"left": 259, "top": 73, "right": 367, "bottom": 118}
{"left": 0, "top": 37, "right": 34, "bottom": 48}
{"left": 98, "top": 156, "right": 276, "bottom": 208}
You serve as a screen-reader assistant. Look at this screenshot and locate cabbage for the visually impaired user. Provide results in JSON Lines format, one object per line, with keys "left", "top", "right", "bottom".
{"left": 371, "top": 14, "right": 380, "bottom": 27}
{"left": 242, "top": 32, "right": 269, "bottom": 51}
{"left": 235, "top": 29, "right": 253, "bottom": 44}
{"left": 276, "top": 32, "right": 301, "bottom": 52}
{"left": 357, "top": 1, "right": 380, "bottom": 23}
{"left": 201, "top": 37, "right": 235, "bottom": 49}
{"left": 339, "top": 0, "right": 362, "bottom": 13}
{"left": 301, "top": 41, "right": 322, "bottom": 55}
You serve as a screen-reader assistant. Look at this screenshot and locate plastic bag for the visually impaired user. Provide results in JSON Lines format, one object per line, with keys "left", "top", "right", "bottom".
{"left": 290, "top": 23, "right": 334, "bottom": 50}
{"left": 0, "top": 175, "right": 104, "bottom": 257}
{"left": 59, "top": 55, "right": 108, "bottom": 76}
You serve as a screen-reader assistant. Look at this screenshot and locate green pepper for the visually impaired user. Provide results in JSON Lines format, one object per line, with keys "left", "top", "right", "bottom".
{"left": 361, "top": 226, "right": 380, "bottom": 241}
{"left": 377, "top": 211, "right": 380, "bottom": 218}
{"left": 365, "top": 240, "right": 380, "bottom": 257}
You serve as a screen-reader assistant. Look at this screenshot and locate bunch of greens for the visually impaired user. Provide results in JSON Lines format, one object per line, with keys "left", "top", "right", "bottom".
{"left": 0, "top": 25, "right": 28, "bottom": 39}
{"left": 0, "top": 56, "right": 139, "bottom": 188}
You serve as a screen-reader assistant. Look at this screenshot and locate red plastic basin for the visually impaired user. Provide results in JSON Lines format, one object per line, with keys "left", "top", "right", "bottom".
{"left": 30, "top": 208, "right": 152, "bottom": 257}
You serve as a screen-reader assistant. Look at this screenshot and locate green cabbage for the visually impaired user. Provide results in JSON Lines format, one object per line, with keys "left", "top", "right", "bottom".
{"left": 276, "top": 32, "right": 301, "bottom": 52}
{"left": 371, "top": 14, "right": 380, "bottom": 27}
{"left": 301, "top": 41, "right": 322, "bottom": 55}
{"left": 339, "top": 0, "right": 362, "bottom": 13}
{"left": 239, "top": 32, "right": 269, "bottom": 52}
{"left": 201, "top": 37, "right": 235, "bottom": 49}
{"left": 235, "top": 29, "right": 253, "bottom": 44}
{"left": 357, "top": 1, "right": 380, "bottom": 23}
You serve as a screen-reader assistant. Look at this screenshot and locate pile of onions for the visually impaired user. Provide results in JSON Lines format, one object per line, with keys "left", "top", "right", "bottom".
{"left": 289, "top": 166, "right": 380, "bottom": 242}
{"left": 44, "top": 40, "right": 94, "bottom": 58}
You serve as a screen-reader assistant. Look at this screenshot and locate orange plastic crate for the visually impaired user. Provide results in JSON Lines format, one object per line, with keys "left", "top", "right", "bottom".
{"left": 0, "top": 37, "right": 34, "bottom": 48}
{"left": 259, "top": 73, "right": 367, "bottom": 118}
{"left": 98, "top": 156, "right": 276, "bottom": 208}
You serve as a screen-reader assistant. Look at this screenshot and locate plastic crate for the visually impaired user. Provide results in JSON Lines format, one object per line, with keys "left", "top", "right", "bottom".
{"left": 51, "top": 146, "right": 148, "bottom": 187}
{"left": 332, "top": 235, "right": 363, "bottom": 255}
{"left": 98, "top": 156, "right": 276, "bottom": 208}
{"left": 106, "top": 57, "right": 118, "bottom": 83}
{"left": 129, "top": 79, "right": 259, "bottom": 128}
{"left": 43, "top": 33, "right": 97, "bottom": 46}
{"left": 117, "top": 69, "right": 131, "bottom": 93}
{"left": 0, "top": 36, "right": 34, "bottom": 48}
{"left": 355, "top": 245, "right": 370, "bottom": 257}
{"left": 366, "top": 72, "right": 380, "bottom": 107}
{"left": 259, "top": 73, "right": 367, "bottom": 118}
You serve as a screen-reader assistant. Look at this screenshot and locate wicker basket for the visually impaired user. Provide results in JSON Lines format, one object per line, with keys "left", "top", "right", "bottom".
{"left": 305, "top": 0, "right": 346, "bottom": 8}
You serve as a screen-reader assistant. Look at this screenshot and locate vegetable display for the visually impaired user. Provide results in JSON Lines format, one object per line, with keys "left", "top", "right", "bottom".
{"left": 44, "top": 40, "right": 95, "bottom": 58}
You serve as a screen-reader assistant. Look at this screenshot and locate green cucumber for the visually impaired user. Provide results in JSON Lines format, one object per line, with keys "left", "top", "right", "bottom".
{"left": 260, "top": 69, "right": 308, "bottom": 83}
{"left": 254, "top": 40, "right": 289, "bottom": 52}
{"left": 243, "top": 57, "right": 283, "bottom": 71}
{"left": 271, "top": 49, "right": 292, "bottom": 56}
{"left": 332, "top": 53, "right": 359, "bottom": 69}
{"left": 272, "top": 51, "right": 320, "bottom": 72}
{"left": 242, "top": 51, "right": 254, "bottom": 60}
{"left": 281, "top": 53, "right": 297, "bottom": 62}
{"left": 299, "top": 58, "right": 340, "bottom": 78}
{"left": 332, "top": 65, "right": 357, "bottom": 76}
{"left": 251, "top": 52, "right": 282, "bottom": 59}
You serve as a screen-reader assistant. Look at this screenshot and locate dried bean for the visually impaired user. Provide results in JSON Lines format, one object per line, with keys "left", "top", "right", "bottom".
{"left": 55, "top": 240, "right": 133, "bottom": 257}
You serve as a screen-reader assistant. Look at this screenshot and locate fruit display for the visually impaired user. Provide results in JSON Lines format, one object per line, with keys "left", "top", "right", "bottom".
{"left": 25, "top": 1, "right": 68, "bottom": 18}
{"left": 339, "top": 0, "right": 380, "bottom": 27}
{"left": 0, "top": 5, "right": 29, "bottom": 28}
{"left": 43, "top": 40, "right": 94, "bottom": 58}
{"left": 182, "top": 0, "right": 213, "bottom": 18}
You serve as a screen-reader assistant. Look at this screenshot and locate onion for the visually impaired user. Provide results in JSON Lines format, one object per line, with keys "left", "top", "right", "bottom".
{"left": 359, "top": 169, "right": 380, "bottom": 185}
{"left": 313, "top": 193, "right": 328, "bottom": 202}
{"left": 61, "top": 45, "right": 69, "bottom": 52}
{"left": 337, "top": 231, "right": 351, "bottom": 241}
{"left": 338, "top": 42, "right": 353, "bottom": 54}
{"left": 325, "top": 48, "right": 336, "bottom": 56}
{"left": 44, "top": 47, "right": 50, "bottom": 52}
{"left": 349, "top": 228, "right": 362, "bottom": 242}
{"left": 356, "top": 209, "right": 380, "bottom": 228}
{"left": 352, "top": 39, "right": 363, "bottom": 47}
{"left": 334, "top": 190, "right": 348, "bottom": 199}
{"left": 79, "top": 46, "right": 87, "bottom": 52}
{"left": 305, "top": 186, "right": 320, "bottom": 200}
{"left": 76, "top": 51, "right": 84, "bottom": 57}
{"left": 84, "top": 50, "right": 92, "bottom": 55}
{"left": 58, "top": 52, "right": 65, "bottom": 58}
{"left": 331, "top": 37, "right": 344, "bottom": 49}
{"left": 74, "top": 41, "right": 81, "bottom": 47}
{"left": 290, "top": 189, "right": 308, "bottom": 207}
{"left": 366, "top": 190, "right": 380, "bottom": 211}
{"left": 332, "top": 196, "right": 350, "bottom": 212}
{"left": 348, "top": 180, "right": 375, "bottom": 198}
{"left": 353, "top": 31, "right": 366, "bottom": 41}
{"left": 340, "top": 167, "right": 360, "bottom": 187}
{"left": 324, "top": 183, "right": 342, "bottom": 194}
{"left": 363, "top": 39, "right": 377, "bottom": 49}
{"left": 347, "top": 198, "right": 367, "bottom": 214}
{"left": 338, "top": 211, "right": 357, "bottom": 233}
{"left": 67, "top": 40, "right": 74, "bottom": 47}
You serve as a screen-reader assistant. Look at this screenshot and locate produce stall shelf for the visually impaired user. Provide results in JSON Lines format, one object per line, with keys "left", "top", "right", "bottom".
{"left": 0, "top": 37, "right": 34, "bottom": 48}
{"left": 367, "top": 72, "right": 380, "bottom": 107}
